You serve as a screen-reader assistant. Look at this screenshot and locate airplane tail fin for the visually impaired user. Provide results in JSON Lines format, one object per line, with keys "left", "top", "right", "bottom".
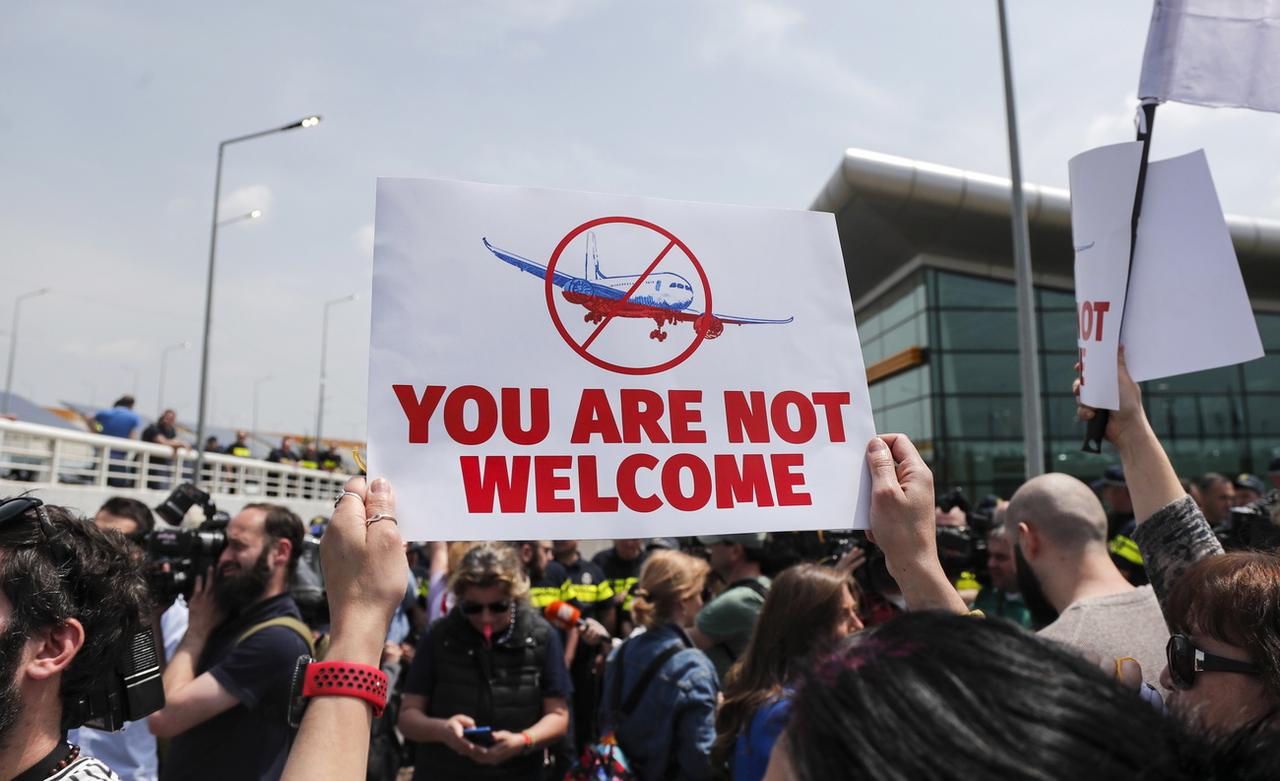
{"left": 586, "top": 232, "right": 602, "bottom": 279}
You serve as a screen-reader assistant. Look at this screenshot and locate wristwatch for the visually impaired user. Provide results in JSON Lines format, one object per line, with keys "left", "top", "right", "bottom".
{"left": 288, "top": 655, "right": 389, "bottom": 728}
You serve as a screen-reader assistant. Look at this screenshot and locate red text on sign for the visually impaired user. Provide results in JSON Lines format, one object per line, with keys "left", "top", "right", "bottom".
{"left": 393, "top": 385, "right": 551, "bottom": 445}
{"left": 458, "top": 453, "right": 812, "bottom": 513}
{"left": 724, "top": 391, "right": 851, "bottom": 444}
{"left": 1078, "top": 300, "right": 1111, "bottom": 343}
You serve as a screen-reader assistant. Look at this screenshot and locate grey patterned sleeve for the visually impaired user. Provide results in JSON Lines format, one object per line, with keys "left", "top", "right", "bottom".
{"left": 1133, "top": 495, "right": 1224, "bottom": 616}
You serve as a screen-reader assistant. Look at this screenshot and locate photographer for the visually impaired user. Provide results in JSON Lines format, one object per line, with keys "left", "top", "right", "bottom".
{"left": 0, "top": 496, "right": 154, "bottom": 781}
{"left": 148, "top": 503, "right": 312, "bottom": 781}
{"left": 68, "top": 497, "right": 190, "bottom": 781}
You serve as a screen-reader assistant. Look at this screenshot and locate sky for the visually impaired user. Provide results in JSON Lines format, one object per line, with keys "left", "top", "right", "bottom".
{"left": 3, "top": 1, "right": 1278, "bottom": 442}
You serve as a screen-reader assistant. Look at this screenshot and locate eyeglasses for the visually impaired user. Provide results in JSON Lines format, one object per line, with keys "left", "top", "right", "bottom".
{"left": 0, "top": 496, "right": 65, "bottom": 547}
{"left": 1165, "top": 632, "right": 1261, "bottom": 690}
{"left": 460, "top": 600, "right": 511, "bottom": 616}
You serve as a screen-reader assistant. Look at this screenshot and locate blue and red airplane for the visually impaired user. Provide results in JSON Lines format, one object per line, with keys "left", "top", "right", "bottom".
{"left": 482, "top": 232, "right": 793, "bottom": 342}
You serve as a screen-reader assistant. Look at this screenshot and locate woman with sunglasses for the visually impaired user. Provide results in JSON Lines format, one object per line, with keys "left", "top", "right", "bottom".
{"left": 1075, "top": 351, "right": 1280, "bottom": 731}
{"left": 399, "top": 542, "right": 570, "bottom": 780}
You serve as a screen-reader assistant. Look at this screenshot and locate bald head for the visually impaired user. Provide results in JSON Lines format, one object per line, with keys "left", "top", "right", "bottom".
{"left": 1005, "top": 473, "right": 1109, "bottom": 555}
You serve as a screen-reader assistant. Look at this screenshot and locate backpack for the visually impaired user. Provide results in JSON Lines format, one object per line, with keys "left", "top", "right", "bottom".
{"left": 236, "top": 615, "right": 318, "bottom": 657}
{"left": 566, "top": 636, "right": 687, "bottom": 781}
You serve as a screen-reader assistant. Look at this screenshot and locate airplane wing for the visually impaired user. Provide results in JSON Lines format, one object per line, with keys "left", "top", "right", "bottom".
{"left": 683, "top": 307, "right": 794, "bottom": 325}
{"left": 483, "top": 238, "right": 581, "bottom": 290}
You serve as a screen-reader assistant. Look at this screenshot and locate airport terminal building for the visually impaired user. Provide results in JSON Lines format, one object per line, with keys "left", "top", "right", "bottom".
{"left": 813, "top": 149, "right": 1280, "bottom": 499}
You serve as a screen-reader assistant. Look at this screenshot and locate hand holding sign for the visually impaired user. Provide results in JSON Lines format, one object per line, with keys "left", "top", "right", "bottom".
{"left": 1073, "top": 348, "right": 1144, "bottom": 451}
{"left": 865, "top": 435, "right": 968, "bottom": 615}
{"left": 369, "top": 178, "right": 875, "bottom": 540}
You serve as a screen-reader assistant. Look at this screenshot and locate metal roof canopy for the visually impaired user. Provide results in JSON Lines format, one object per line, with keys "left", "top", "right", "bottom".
{"left": 811, "top": 148, "right": 1280, "bottom": 313}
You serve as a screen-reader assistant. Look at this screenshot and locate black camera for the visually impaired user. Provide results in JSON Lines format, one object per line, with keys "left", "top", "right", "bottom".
{"left": 1221, "top": 500, "right": 1280, "bottom": 551}
{"left": 146, "top": 484, "right": 228, "bottom": 603}
{"left": 154, "top": 482, "right": 219, "bottom": 527}
{"left": 66, "top": 627, "right": 165, "bottom": 731}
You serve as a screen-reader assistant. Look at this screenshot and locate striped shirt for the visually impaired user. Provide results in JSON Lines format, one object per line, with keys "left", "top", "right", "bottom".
{"left": 47, "top": 756, "right": 120, "bottom": 781}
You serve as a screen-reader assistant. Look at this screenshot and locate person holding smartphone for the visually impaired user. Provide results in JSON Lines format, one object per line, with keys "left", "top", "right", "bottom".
{"left": 399, "top": 542, "right": 571, "bottom": 780}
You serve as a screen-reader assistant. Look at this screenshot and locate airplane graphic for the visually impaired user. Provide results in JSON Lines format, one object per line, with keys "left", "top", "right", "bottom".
{"left": 482, "top": 232, "right": 793, "bottom": 342}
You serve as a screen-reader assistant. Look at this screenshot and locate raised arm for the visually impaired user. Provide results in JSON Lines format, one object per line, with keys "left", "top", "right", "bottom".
{"left": 1073, "top": 349, "right": 1222, "bottom": 606}
{"left": 281, "top": 477, "right": 407, "bottom": 781}
{"left": 865, "top": 434, "right": 968, "bottom": 615}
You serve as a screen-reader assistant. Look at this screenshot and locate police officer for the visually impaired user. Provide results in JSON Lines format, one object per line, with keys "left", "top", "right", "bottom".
{"left": 224, "top": 430, "right": 253, "bottom": 459}
{"left": 551, "top": 540, "right": 613, "bottom": 753}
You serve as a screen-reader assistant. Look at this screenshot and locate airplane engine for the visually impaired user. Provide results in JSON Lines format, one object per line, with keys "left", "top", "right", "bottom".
{"left": 563, "top": 278, "right": 594, "bottom": 304}
{"left": 695, "top": 314, "right": 724, "bottom": 339}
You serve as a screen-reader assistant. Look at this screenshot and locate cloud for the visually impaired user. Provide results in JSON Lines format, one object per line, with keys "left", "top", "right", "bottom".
{"left": 1084, "top": 95, "right": 1139, "bottom": 149}
{"left": 61, "top": 337, "right": 151, "bottom": 362}
{"left": 218, "top": 184, "right": 272, "bottom": 221}
{"left": 698, "top": 0, "right": 893, "bottom": 108}
{"left": 416, "top": 0, "right": 605, "bottom": 54}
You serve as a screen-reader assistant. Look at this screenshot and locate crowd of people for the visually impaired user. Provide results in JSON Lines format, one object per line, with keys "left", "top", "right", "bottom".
{"left": 81, "top": 394, "right": 350, "bottom": 489}
{"left": 1, "top": 352, "right": 1279, "bottom": 781}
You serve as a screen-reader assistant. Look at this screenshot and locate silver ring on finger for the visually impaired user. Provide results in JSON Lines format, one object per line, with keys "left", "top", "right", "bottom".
{"left": 334, "top": 490, "right": 362, "bottom": 508}
{"left": 366, "top": 513, "right": 398, "bottom": 528}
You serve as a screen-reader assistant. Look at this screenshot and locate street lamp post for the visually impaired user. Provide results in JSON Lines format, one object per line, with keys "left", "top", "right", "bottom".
{"left": 2, "top": 287, "right": 51, "bottom": 414}
{"left": 253, "top": 374, "right": 273, "bottom": 441}
{"left": 996, "top": 0, "right": 1045, "bottom": 479}
{"left": 315, "top": 293, "right": 357, "bottom": 451}
{"left": 192, "top": 115, "right": 321, "bottom": 485}
{"left": 158, "top": 340, "right": 191, "bottom": 413}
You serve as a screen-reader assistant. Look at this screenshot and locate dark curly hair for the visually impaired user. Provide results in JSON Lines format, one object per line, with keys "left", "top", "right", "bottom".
{"left": 0, "top": 499, "right": 152, "bottom": 727}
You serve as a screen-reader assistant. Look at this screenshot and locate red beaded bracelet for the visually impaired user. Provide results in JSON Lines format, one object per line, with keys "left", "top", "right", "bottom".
{"left": 300, "top": 661, "right": 389, "bottom": 717}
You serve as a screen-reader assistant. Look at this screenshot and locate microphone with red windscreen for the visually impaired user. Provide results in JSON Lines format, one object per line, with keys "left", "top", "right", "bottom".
{"left": 543, "top": 600, "right": 584, "bottom": 631}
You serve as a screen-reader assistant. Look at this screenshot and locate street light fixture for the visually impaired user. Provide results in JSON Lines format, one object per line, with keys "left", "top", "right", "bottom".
{"left": 315, "top": 293, "right": 358, "bottom": 450}
{"left": 216, "top": 209, "right": 264, "bottom": 227}
{"left": 2, "top": 287, "right": 51, "bottom": 414}
{"left": 192, "top": 114, "right": 322, "bottom": 484}
{"left": 158, "top": 340, "right": 191, "bottom": 413}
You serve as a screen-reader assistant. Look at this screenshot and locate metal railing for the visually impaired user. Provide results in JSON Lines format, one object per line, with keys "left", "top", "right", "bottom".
{"left": 0, "top": 418, "right": 349, "bottom": 508}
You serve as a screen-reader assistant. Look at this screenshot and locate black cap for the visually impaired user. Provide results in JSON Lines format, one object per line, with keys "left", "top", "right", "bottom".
{"left": 1234, "top": 473, "right": 1266, "bottom": 495}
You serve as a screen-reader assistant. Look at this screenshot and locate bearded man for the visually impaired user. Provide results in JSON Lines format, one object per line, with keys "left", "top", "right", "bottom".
{"left": 148, "top": 503, "right": 311, "bottom": 781}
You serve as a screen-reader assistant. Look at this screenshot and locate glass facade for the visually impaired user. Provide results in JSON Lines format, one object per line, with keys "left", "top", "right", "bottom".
{"left": 860, "top": 268, "right": 1280, "bottom": 499}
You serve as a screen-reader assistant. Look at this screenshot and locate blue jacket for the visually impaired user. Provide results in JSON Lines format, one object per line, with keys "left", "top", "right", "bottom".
{"left": 599, "top": 624, "right": 719, "bottom": 781}
{"left": 732, "top": 695, "right": 792, "bottom": 781}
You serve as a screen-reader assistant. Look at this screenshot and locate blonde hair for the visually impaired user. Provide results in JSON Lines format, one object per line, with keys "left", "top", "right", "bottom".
{"left": 449, "top": 542, "right": 530, "bottom": 603}
{"left": 631, "top": 549, "right": 710, "bottom": 630}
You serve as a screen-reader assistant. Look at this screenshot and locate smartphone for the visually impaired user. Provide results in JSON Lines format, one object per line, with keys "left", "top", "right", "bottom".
{"left": 463, "top": 726, "right": 495, "bottom": 747}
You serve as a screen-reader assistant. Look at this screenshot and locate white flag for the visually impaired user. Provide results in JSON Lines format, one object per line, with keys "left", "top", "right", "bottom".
{"left": 1139, "top": 0, "right": 1280, "bottom": 113}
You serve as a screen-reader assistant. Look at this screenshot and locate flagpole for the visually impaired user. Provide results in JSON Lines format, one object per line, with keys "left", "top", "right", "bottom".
{"left": 1082, "top": 100, "right": 1159, "bottom": 452}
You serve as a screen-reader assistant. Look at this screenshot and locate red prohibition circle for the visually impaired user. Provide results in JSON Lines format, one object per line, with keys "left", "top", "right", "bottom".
{"left": 544, "top": 216, "right": 713, "bottom": 376}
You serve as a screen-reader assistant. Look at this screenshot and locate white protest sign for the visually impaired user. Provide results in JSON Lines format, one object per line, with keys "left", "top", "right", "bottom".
{"left": 1069, "top": 141, "right": 1144, "bottom": 410}
{"left": 367, "top": 178, "right": 875, "bottom": 541}
{"left": 1122, "top": 150, "right": 1264, "bottom": 381}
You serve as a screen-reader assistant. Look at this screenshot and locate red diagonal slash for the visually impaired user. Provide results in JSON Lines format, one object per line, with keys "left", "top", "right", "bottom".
{"left": 579, "top": 239, "right": 677, "bottom": 351}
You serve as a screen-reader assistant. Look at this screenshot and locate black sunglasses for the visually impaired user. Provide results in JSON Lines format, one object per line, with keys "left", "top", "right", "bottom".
{"left": 1166, "top": 633, "right": 1261, "bottom": 690}
{"left": 460, "top": 600, "right": 511, "bottom": 616}
{"left": 0, "top": 496, "right": 65, "bottom": 547}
